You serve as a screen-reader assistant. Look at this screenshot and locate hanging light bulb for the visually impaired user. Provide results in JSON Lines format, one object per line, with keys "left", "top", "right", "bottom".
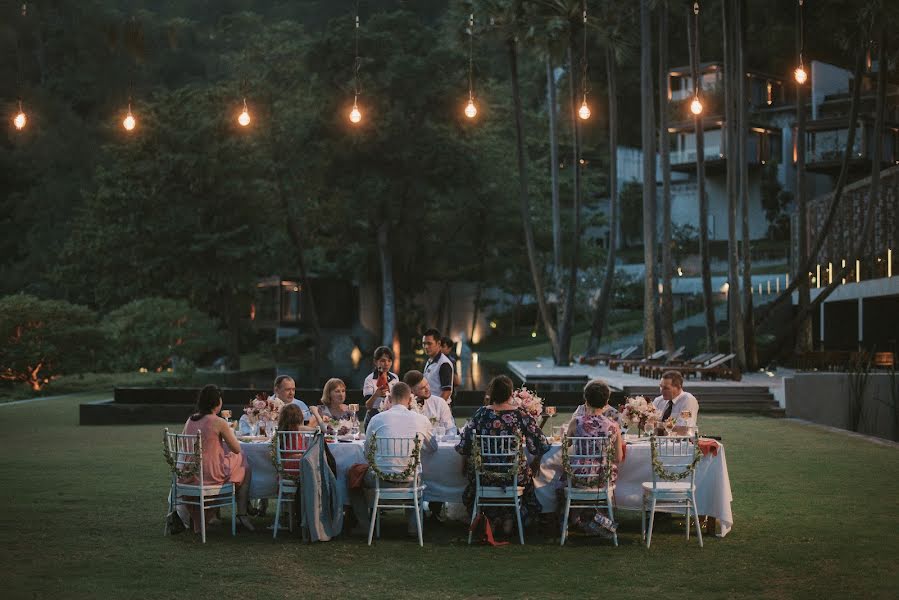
{"left": 690, "top": 95, "right": 703, "bottom": 115}
{"left": 349, "top": 99, "right": 362, "bottom": 124}
{"left": 465, "top": 95, "right": 477, "bottom": 119}
{"left": 13, "top": 100, "right": 26, "bottom": 130}
{"left": 794, "top": 63, "right": 808, "bottom": 84}
{"left": 238, "top": 98, "right": 251, "bottom": 127}
{"left": 123, "top": 104, "right": 136, "bottom": 131}
{"left": 578, "top": 96, "right": 591, "bottom": 120}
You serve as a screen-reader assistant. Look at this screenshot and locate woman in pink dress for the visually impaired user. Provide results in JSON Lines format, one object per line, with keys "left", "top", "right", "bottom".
{"left": 181, "top": 384, "right": 254, "bottom": 531}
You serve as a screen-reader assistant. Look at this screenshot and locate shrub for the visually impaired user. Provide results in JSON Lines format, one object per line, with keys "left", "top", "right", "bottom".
{"left": 0, "top": 294, "right": 104, "bottom": 391}
{"left": 102, "top": 298, "right": 222, "bottom": 371}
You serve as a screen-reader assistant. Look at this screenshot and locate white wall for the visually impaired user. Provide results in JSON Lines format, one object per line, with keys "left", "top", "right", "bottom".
{"left": 811, "top": 60, "right": 852, "bottom": 119}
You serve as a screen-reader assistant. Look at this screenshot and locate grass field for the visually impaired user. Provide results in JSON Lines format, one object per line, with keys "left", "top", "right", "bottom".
{"left": 2, "top": 393, "right": 898, "bottom": 599}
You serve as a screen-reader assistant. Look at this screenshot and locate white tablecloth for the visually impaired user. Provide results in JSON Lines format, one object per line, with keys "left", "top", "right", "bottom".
{"left": 240, "top": 438, "right": 734, "bottom": 536}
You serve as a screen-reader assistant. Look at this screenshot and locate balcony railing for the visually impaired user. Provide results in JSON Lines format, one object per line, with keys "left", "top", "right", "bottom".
{"left": 670, "top": 146, "right": 724, "bottom": 165}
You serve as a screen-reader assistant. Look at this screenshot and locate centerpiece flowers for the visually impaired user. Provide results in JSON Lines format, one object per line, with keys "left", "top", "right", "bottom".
{"left": 509, "top": 386, "right": 544, "bottom": 419}
{"left": 619, "top": 396, "right": 659, "bottom": 436}
{"left": 243, "top": 393, "right": 284, "bottom": 431}
{"left": 320, "top": 415, "right": 353, "bottom": 436}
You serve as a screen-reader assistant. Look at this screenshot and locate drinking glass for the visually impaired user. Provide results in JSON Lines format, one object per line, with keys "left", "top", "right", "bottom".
{"left": 552, "top": 426, "right": 563, "bottom": 442}
{"left": 434, "top": 426, "right": 446, "bottom": 441}
{"left": 546, "top": 406, "right": 557, "bottom": 417}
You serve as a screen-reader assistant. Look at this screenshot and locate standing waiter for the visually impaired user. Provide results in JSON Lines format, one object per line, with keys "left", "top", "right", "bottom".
{"left": 421, "top": 328, "right": 454, "bottom": 404}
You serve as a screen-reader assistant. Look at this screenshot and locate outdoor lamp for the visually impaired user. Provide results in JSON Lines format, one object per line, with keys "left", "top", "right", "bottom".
{"left": 13, "top": 101, "right": 26, "bottom": 130}
{"left": 465, "top": 97, "right": 477, "bottom": 119}
{"left": 123, "top": 104, "right": 136, "bottom": 131}
{"left": 578, "top": 98, "right": 591, "bottom": 120}
{"left": 349, "top": 101, "right": 362, "bottom": 124}
{"left": 238, "top": 99, "right": 251, "bottom": 126}
{"left": 690, "top": 96, "right": 703, "bottom": 115}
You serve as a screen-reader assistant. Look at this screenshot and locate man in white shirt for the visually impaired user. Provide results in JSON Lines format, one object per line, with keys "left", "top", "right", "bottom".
{"left": 652, "top": 370, "right": 699, "bottom": 431}
{"left": 422, "top": 328, "right": 454, "bottom": 403}
{"left": 364, "top": 383, "right": 438, "bottom": 535}
{"left": 364, "top": 382, "right": 438, "bottom": 474}
{"left": 403, "top": 370, "right": 456, "bottom": 433}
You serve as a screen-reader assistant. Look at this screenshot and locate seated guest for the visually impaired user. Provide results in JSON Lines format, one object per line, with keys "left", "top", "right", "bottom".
{"left": 403, "top": 370, "right": 456, "bottom": 432}
{"left": 181, "top": 384, "right": 254, "bottom": 531}
{"left": 238, "top": 392, "right": 267, "bottom": 435}
{"left": 652, "top": 370, "right": 699, "bottom": 432}
{"left": 271, "top": 375, "right": 314, "bottom": 424}
{"left": 362, "top": 346, "right": 399, "bottom": 430}
{"left": 311, "top": 378, "right": 351, "bottom": 427}
{"left": 561, "top": 378, "right": 623, "bottom": 537}
{"left": 567, "top": 381, "right": 620, "bottom": 426}
{"left": 364, "top": 383, "right": 438, "bottom": 535}
{"left": 455, "top": 375, "right": 550, "bottom": 537}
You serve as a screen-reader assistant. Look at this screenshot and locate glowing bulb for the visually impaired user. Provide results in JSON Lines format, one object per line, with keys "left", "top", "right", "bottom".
{"left": 13, "top": 109, "right": 26, "bottom": 130}
{"left": 238, "top": 99, "right": 251, "bottom": 126}
{"left": 690, "top": 97, "right": 703, "bottom": 115}
{"left": 578, "top": 99, "right": 591, "bottom": 120}
{"left": 349, "top": 103, "right": 362, "bottom": 124}
{"left": 123, "top": 105, "right": 136, "bottom": 131}
{"left": 794, "top": 65, "right": 808, "bottom": 84}
{"left": 465, "top": 98, "right": 477, "bottom": 119}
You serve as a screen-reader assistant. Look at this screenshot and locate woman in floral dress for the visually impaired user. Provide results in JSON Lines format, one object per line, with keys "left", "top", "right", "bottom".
{"left": 456, "top": 375, "right": 550, "bottom": 535}
{"left": 559, "top": 378, "right": 623, "bottom": 537}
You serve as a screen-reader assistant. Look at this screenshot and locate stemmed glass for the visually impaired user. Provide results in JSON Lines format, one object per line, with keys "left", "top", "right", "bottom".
{"left": 348, "top": 404, "right": 360, "bottom": 439}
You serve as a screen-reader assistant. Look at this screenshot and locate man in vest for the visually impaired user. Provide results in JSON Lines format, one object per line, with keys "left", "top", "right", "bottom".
{"left": 422, "top": 328, "right": 454, "bottom": 404}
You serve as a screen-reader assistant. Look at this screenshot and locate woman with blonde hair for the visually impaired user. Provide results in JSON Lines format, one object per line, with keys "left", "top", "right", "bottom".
{"left": 310, "top": 378, "right": 351, "bottom": 427}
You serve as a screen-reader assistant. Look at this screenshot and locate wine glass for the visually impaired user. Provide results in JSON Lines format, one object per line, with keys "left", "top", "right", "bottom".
{"left": 546, "top": 406, "right": 557, "bottom": 418}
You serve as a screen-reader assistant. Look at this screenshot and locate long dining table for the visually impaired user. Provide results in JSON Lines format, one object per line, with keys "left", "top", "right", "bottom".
{"left": 239, "top": 435, "right": 734, "bottom": 536}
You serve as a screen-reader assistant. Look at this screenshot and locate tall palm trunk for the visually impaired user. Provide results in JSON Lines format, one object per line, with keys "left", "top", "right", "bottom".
{"left": 508, "top": 30, "right": 560, "bottom": 360}
{"left": 736, "top": 0, "right": 757, "bottom": 369}
{"left": 547, "top": 52, "right": 562, "bottom": 299}
{"left": 688, "top": 2, "right": 717, "bottom": 350}
{"left": 556, "top": 38, "right": 583, "bottom": 366}
{"left": 640, "top": 0, "right": 657, "bottom": 356}
{"left": 377, "top": 221, "right": 396, "bottom": 348}
{"left": 585, "top": 47, "right": 619, "bottom": 356}
{"left": 658, "top": 0, "right": 675, "bottom": 352}
{"left": 793, "top": 4, "right": 813, "bottom": 353}
{"left": 722, "top": 0, "right": 746, "bottom": 369}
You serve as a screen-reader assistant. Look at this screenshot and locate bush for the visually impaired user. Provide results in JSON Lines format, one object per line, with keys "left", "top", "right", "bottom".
{"left": 0, "top": 294, "right": 105, "bottom": 391}
{"left": 102, "top": 298, "right": 222, "bottom": 371}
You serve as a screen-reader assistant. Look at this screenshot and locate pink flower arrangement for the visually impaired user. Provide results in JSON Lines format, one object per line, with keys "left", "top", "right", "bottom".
{"left": 510, "top": 386, "right": 544, "bottom": 418}
{"left": 619, "top": 396, "right": 659, "bottom": 433}
{"left": 243, "top": 393, "right": 284, "bottom": 424}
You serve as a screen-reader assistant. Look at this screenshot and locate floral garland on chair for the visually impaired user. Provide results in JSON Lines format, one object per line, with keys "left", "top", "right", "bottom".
{"left": 366, "top": 432, "right": 422, "bottom": 483}
{"left": 649, "top": 435, "right": 703, "bottom": 481}
{"left": 560, "top": 437, "right": 613, "bottom": 489}
{"left": 162, "top": 433, "right": 200, "bottom": 480}
{"left": 470, "top": 432, "right": 523, "bottom": 485}
{"left": 269, "top": 431, "right": 312, "bottom": 484}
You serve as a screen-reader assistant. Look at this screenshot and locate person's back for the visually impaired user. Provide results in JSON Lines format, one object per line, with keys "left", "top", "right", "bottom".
{"left": 183, "top": 414, "right": 231, "bottom": 485}
{"left": 365, "top": 383, "right": 436, "bottom": 474}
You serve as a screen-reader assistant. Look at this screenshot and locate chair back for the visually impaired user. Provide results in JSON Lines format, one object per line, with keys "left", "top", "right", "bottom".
{"left": 473, "top": 434, "right": 521, "bottom": 486}
{"left": 565, "top": 436, "right": 612, "bottom": 489}
{"left": 275, "top": 430, "right": 317, "bottom": 479}
{"left": 649, "top": 434, "right": 700, "bottom": 489}
{"left": 163, "top": 428, "right": 203, "bottom": 483}
{"left": 370, "top": 435, "right": 422, "bottom": 482}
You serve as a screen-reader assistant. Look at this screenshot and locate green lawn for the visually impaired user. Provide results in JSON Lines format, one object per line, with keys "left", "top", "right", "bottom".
{"left": 3, "top": 394, "right": 898, "bottom": 599}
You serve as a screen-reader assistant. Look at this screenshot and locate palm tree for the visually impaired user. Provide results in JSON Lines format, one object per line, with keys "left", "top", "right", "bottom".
{"left": 688, "top": 1, "right": 717, "bottom": 351}
{"left": 640, "top": 0, "right": 658, "bottom": 356}
{"left": 722, "top": 0, "right": 746, "bottom": 369}
{"left": 736, "top": 0, "right": 757, "bottom": 369}
{"left": 658, "top": 0, "right": 675, "bottom": 353}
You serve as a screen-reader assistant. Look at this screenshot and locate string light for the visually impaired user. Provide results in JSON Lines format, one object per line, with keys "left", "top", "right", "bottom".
{"left": 13, "top": 100, "right": 26, "bottom": 130}
{"left": 123, "top": 103, "right": 136, "bottom": 131}
{"left": 577, "top": 2, "right": 590, "bottom": 120}
{"left": 690, "top": 3, "right": 703, "bottom": 116}
{"left": 690, "top": 96, "right": 703, "bottom": 115}
{"left": 238, "top": 98, "right": 251, "bottom": 126}
{"left": 795, "top": 0, "right": 807, "bottom": 84}
{"left": 465, "top": 13, "right": 477, "bottom": 119}
{"left": 349, "top": 11, "right": 363, "bottom": 125}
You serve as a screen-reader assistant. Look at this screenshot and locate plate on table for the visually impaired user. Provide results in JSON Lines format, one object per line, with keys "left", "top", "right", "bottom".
{"left": 237, "top": 435, "right": 268, "bottom": 443}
